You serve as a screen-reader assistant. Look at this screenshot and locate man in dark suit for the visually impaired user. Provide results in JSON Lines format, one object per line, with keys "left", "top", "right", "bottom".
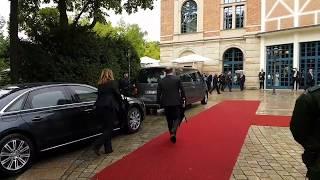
{"left": 306, "top": 69, "right": 315, "bottom": 90}
{"left": 207, "top": 73, "right": 213, "bottom": 92}
{"left": 226, "top": 71, "right": 232, "bottom": 92}
{"left": 157, "top": 67, "right": 186, "bottom": 143}
{"left": 239, "top": 72, "right": 246, "bottom": 91}
{"left": 258, "top": 69, "right": 265, "bottom": 89}
{"left": 292, "top": 68, "right": 300, "bottom": 91}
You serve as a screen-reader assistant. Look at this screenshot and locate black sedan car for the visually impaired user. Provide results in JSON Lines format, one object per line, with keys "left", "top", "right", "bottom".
{"left": 0, "top": 83, "right": 145, "bottom": 175}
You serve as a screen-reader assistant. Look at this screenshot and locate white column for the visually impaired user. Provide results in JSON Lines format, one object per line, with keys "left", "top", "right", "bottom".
{"left": 293, "top": 33, "right": 299, "bottom": 69}
{"left": 294, "top": 0, "right": 299, "bottom": 27}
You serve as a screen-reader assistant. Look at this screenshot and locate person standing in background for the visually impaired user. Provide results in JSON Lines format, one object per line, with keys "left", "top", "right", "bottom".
{"left": 239, "top": 72, "right": 246, "bottom": 91}
{"left": 119, "top": 73, "right": 130, "bottom": 96}
{"left": 292, "top": 68, "right": 300, "bottom": 91}
{"left": 258, "top": 69, "right": 265, "bottom": 90}
{"left": 93, "top": 68, "right": 122, "bottom": 156}
{"left": 219, "top": 72, "right": 226, "bottom": 92}
{"left": 306, "top": 69, "right": 315, "bottom": 90}
{"left": 226, "top": 71, "right": 232, "bottom": 92}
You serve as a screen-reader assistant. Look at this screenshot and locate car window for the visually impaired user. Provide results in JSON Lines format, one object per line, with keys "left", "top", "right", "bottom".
{"left": 181, "top": 74, "right": 193, "bottom": 82}
{"left": 27, "top": 87, "right": 71, "bottom": 109}
{"left": 69, "top": 86, "right": 97, "bottom": 103}
{"left": 5, "top": 94, "right": 27, "bottom": 112}
{"left": 138, "top": 68, "right": 166, "bottom": 83}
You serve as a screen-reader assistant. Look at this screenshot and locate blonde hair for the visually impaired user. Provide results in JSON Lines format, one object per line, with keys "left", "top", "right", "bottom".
{"left": 98, "top": 68, "right": 114, "bottom": 85}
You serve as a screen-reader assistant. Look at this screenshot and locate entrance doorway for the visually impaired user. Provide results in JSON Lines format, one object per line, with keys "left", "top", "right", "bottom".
{"left": 300, "top": 41, "right": 320, "bottom": 89}
{"left": 223, "top": 48, "right": 243, "bottom": 87}
{"left": 266, "top": 44, "right": 293, "bottom": 89}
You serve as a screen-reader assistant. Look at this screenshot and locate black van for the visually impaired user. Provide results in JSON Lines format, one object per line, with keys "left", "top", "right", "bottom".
{"left": 136, "top": 66, "right": 208, "bottom": 109}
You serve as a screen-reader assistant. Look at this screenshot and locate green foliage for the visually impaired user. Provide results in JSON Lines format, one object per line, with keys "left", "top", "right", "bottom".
{"left": 13, "top": 0, "right": 157, "bottom": 86}
{"left": 18, "top": 28, "right": 140, "bottom": 86}
{"left": 0, "top": 34, "right": 10, "bottom": 86}
{"left": 19, "top": 0, "right": 155, "bottom": 30}
{"left": 144, "top": 41, "right": 160, "bottom": 60}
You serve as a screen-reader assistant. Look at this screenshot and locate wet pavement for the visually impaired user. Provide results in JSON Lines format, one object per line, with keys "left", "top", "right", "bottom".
{"left": 9, "top": 89, "right": 304, "bottom": 180}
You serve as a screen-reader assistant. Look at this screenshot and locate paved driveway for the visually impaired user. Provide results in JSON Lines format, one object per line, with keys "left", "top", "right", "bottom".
{"left": 8, "top": 90, "right": 303, "bottom": 180}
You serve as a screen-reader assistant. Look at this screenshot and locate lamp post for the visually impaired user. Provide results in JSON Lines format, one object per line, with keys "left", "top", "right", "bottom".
{"left": 272, "top": 47, "right": 279, "bottom": 95}
{"left": 127, "top": 48, "right": 131, "bottom": 88}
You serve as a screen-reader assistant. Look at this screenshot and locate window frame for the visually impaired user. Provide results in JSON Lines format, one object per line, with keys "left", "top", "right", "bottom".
{"left": 235, "top": 5, "right": 245, "bottom": 28}
{"left": 181, "top": 0, "right": 198, "bottom": 34}
{"left": 67, "top": 85, "right": 98, "bottom": 104}
{"left": 24, "top": 86, "right": 72, "bottom": 110}
{"left": 4, "top": 94, "right": 28, "bottom": 113}
{"left": 221, "top": 0, "right": 246, "bottom": 30}
{"left": 223, "top": 6, "right": 233, "bottom": 30}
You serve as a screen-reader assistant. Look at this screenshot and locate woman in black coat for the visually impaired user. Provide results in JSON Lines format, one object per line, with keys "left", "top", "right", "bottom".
{"left": 93, "top": 68, "right": 122, "bottom": 155}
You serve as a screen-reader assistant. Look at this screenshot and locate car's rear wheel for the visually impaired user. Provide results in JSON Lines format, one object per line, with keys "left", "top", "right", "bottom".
{"left": 201, "top": 92, "right": 208, "bottom": 105}
{"left": 127, "top": 107, "right": 142, "bottom": 133}
{"left": 0, "top": 134, "right": 34, "bottom": 176}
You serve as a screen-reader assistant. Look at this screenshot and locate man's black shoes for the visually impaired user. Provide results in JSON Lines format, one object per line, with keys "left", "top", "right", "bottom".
{"left": 170, "top": 134, "right": 176, "bottom": 143}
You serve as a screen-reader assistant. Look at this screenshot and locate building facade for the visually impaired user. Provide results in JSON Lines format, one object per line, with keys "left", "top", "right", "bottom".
{"left": 160, "top": 0, "right": 320, "bottom": 89}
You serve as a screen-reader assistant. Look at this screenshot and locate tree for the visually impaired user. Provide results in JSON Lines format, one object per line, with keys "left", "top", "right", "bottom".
{"left": 144, "top": 41, "right": 160, "bottom": 60}
{"left": 19, "top": 0, "right": 155, "bottom": 30}
{"left": 10, "top": 0, "right": 20, "bottom": 82}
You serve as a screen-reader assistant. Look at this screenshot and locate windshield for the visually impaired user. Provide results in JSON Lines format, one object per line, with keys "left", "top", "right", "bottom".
{"left": 138, "top": 68, "right": 166, "bottom": 83}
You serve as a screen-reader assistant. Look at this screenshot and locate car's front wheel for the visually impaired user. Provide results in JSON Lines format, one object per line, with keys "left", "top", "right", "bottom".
{"left": 126, "top": 107, "right": 142, "bottom": 133}
{"left": 0, "top": 134, "right": 34, "bottom": 176}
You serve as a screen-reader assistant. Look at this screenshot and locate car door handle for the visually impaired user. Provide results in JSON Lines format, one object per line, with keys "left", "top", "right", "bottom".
{"left": 32, "top": 116, "right": 43, "bottom": 122}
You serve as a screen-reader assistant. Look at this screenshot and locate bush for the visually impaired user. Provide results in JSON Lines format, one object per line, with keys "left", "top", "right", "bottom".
{"left": 18, "top": 28, "right": 140, "bottom": 86}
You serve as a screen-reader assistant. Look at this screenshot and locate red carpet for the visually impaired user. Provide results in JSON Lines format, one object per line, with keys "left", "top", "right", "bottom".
{"left": 253, "top": 115, "right": 291, "bottom": 127}
{"left": 93, "top": 101, "right": 260, "bottom": 180}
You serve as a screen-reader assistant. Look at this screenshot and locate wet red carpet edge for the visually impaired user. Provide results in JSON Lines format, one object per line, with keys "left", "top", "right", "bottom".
{"left": 93, "top": 101, "right": 262, "bottom": 180}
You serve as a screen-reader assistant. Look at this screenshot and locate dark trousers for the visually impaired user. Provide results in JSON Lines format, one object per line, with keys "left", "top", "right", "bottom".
{"left": 93, "top": 107, "right": 114, "bottom": 152}
{"left": 227, "top": 82, "right": 232, "bottom": 92}
{"left": 219, "top": 82, "right": 225, "bottom": 91}
{"left": 240, "top": 82, "right": 245, "bottom": 91}
{"left": 259, "top": 80, "right": 264, "bottom": 89}
{"left": 164, "top": 106, "right": 181, "bottom": 134}
{"left": 209, "top": 83, "right": 220, "bottom": 94}
{"left": 292, "top": 78, "right": 299, "bottom": 90}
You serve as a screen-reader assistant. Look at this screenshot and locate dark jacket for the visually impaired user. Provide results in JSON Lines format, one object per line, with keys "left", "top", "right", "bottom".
{"left": 226, "top": 74, "right": 232, "bottom": 83}
{"left": 95, "top": 80, "right": 122, "bottom": 111}
{"left": 258, "top": 72, "right": 265, "bottom": 81}
{"left": 290, "top": 86, "right": 320, "bottom": 152}
{"left": 307, "top": 72, "right": 315, "bottom": 87}
{"left": 157, "top": 75, "right": 186, "bottom": 107}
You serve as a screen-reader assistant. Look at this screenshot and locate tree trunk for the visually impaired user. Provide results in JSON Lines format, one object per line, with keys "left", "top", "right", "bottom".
{"left": 58, "top": 0, "right": 68, "bottom": 29}
{"left": 9, "top": 0, "right": 19, "bottom": 83}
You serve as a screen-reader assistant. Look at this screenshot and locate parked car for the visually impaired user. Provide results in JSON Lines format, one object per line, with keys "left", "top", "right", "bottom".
{"left": 0, "top": 83, "right": 145, "bottom": 176}
{"left": 136, "top": 66, "right": 208, "bottom": 109}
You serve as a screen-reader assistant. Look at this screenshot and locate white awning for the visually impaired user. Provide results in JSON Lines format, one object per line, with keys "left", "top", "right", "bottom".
{"left": 171, "top": 54, "right": 211, "bottom": 63}
{"left": 140, "top": 56, "right": 160, "bottom": 64}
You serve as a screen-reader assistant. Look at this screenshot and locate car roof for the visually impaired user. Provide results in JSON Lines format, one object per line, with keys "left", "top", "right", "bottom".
{"left": 0, "top": 82, "right": 94, "bottom": 97}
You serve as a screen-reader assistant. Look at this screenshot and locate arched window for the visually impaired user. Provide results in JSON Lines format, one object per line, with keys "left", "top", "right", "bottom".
{"left": 181, "top": 0, "right": 197, "bottom": 33}
{"left": 223, "top": 48, "right": 244, "bottom": 87}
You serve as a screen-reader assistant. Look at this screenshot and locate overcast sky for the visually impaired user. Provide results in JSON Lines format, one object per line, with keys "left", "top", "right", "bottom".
{"left": 0, "top": 0, "right": 160, "bottom": 41}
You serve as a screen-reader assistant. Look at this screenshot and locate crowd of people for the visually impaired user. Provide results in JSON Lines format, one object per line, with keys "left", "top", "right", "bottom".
{"left": 202, "top": 71, "right": 246, "bottom": 94}
{"left": 258, "top": 68, "right": 316, "bottom": 91}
